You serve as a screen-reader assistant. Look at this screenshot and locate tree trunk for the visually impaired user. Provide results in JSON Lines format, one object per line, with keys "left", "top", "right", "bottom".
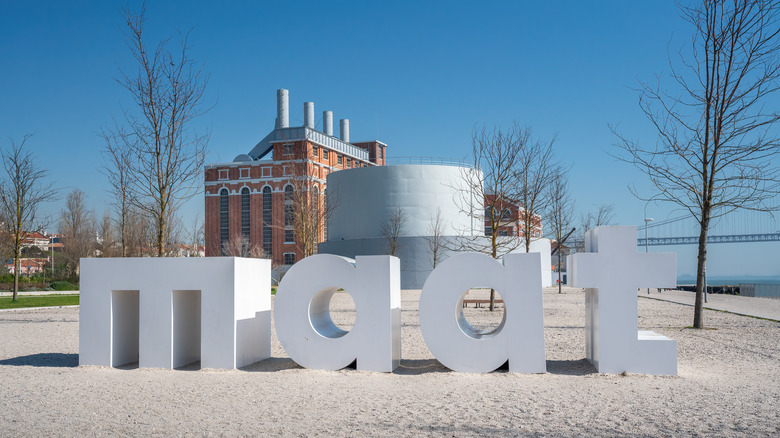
{"left": 489, "top": 288, "right": 495, "bottom": 312}
{"left": 12, "top": 248, "right": 20, "bottom": 301}
{"left": 157, "top": 216, "right": 166, "bottom": 257}
{"left": 693, "top": 210, "right": 710, "bottom": 329}
{"left": 557, "top": 251, "right": 562, "bottom": 294}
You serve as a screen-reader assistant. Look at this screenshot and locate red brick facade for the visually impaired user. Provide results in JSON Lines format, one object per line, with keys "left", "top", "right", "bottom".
{"left": 205, "top": 137, "right": 387, "bottom": 265}
{"left": 484, "top": 194, "right": 543, "bottom": 238}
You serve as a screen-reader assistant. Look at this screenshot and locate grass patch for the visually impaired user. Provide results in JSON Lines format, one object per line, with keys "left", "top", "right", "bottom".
{"left": 0, "top": 294, "right": 80, "bottom": 310}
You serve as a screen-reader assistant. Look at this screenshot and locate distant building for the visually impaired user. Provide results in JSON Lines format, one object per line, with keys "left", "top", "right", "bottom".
{"left": 204, "top": 89, "right": 388, "bottom": 266}
{"left": 484, "top": 195, "right": 543, "bottom": 238}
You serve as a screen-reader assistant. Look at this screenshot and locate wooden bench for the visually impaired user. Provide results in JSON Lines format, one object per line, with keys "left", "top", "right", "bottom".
{"left": 462, "top": 299, "right": 504, "bottom": 308}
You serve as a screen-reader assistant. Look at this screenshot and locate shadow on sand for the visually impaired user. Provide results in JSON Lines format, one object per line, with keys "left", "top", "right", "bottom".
{"left": 0, "top": 353, "right": 78, "bottom": 368}
{"left": 545, "top": 359, "right": 597, "bottom": 375}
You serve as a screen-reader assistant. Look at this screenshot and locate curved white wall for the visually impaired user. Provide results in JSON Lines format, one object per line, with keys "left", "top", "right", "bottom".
{"left": 326, "top": 165, "right": 481, "bottom": 241}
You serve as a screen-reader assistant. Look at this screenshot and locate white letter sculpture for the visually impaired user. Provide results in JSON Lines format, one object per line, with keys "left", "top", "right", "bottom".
{"left": 274, "top": 255, "right": 401, "bottom": 372}
{"left": 419, "top": 252, "right": 546, "bottom": 373}
{"left": 79, "top": 257, "right": 271, "bottom": 370}
{"left": 568, "top": 226, "right": 677, "bottom": 375}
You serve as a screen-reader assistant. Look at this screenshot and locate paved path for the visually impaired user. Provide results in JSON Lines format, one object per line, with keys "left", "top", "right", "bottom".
{"left": 639, "top": 289, "right": 780, "bottom": 321}
{"left": 0, "top": 290, "right": 79, "bottom": 297}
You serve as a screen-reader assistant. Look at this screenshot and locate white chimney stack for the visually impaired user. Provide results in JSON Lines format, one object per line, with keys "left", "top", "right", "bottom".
{"left": 276, "top": 89, "right": 289, "bottom": 129}
{"left": 304, "top": 102, "right": 315, "bottom": 129}
{"left": 340, "top": 119, "right": 350, "bottom": 143}
{"left": 323, "top": 111, "right": 333, "bottom": 136}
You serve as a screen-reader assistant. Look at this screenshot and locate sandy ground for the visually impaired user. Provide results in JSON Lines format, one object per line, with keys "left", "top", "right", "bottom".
{"left": 1, "top": 287, "right": 778, "bottom": 437}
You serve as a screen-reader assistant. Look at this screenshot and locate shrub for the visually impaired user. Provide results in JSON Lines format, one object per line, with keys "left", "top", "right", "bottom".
{"left": 50, "top": 281, "right": 78, "bottom": 291}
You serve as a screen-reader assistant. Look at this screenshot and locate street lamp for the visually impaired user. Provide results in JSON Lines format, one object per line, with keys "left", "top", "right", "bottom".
{"left": 644, "top": 217, "right": 654, "bottom": 294}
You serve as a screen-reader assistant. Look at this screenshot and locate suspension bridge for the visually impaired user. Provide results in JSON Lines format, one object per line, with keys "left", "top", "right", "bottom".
{"left": 636, "top": 210, "right": 780, "bottom": 247}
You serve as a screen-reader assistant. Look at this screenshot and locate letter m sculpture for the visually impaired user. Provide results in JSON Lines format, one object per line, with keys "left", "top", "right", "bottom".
{"left": 79, "top": 257, "right": 271, "bottom": 370}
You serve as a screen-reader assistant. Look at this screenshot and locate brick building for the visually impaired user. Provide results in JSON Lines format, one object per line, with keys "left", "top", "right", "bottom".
{"left": 484, "top": 194, "right": 543, "bottom": 238}
{"left": 204, "top": 89, "right": 387, "bottom": 265}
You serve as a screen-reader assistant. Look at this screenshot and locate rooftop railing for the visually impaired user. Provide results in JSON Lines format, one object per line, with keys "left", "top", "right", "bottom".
{"left": 386, "top": 156, "right": 471, "bottom": 167}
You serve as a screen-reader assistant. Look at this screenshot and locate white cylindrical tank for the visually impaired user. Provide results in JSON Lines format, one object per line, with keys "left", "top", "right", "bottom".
{"left": 326, "top": 165, "right": 482, "bottom": 241}
{"left": 323, "top": 111, "right": 333, "bottom": 135}
{"left": 276, "top": 89, "right": 289, "bottom": 128}
{"left": 340, "top": 119, "right": 350, "bottom": 142}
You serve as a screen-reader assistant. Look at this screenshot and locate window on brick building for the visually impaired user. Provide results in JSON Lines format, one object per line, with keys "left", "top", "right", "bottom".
{"left": 285, "top": 204, "right": 294, "bottom": 226}
{"left": 284, "top": 253, "right": 296, "bottom": 265}
{"left": 323, "top": 188, "right": 328, "bottom": 241}
{"left": 262, "top": 186, "right": 272, "bottom": 255}
{"left": 219, "top": 188, "right": 229, "bottom": 255}
{"left": 313, "top": 145, "right": 319, "bottom": 157}
{"left": 323, "top": 149, "right": 329, "bottom": 160}
{"left": 347, "top": 157, "right": 351, "bottom": 167}
{"left": 379, "top": 148, "right": 384, "bottom": 160}
{"left": 485, "top": 227, "right": 492, "bottom": 236}
{"left": 241, "top": 187, "right": 250, "bottom": 241}
{"left": 284, "top": 185, "right": 294, "bottom": 202}
{"left": 261, "top": 167, "right": 271, "bottom": 178}
{"left": 337, "top": 154, "right": 343, "bottom": 165}
{"left": 283, "top": 143, "right": 294, "bottom": 155}
{"left": 502, "top": 208, "right": 512, "bottom": 220}
{"left": 239, "top": 168, "right": 250, "bottom": 179}
{"left": 218, "top": 169, "right": 229, "bottom": 180}
{"left": 285, "top": 229, "right": 294, "bottom": 243}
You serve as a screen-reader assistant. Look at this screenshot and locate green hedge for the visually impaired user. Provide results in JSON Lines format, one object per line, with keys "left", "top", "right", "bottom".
{"left": 50, "top": 281, "right": 79, "bottom": 291}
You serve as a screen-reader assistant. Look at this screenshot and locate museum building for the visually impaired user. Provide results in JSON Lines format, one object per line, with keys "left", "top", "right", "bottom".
{"left": 205, "top": 89, "right": 542, "bottom": 272}
{"left": 204, "top": 89, "right": 387, "bottom": 265}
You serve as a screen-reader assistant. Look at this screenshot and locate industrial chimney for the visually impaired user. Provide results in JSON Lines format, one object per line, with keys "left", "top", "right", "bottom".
{"left": 304, "top": 102, "right": 315, "bottom": 129}
{"left": 340, "top": 119, "right": 350, "bottom": 143}
{"left": 323, "top": 111, "right": 333, "bottom": 136}
{"left": 276, "top": 89, "right": 289, "bottom": 129}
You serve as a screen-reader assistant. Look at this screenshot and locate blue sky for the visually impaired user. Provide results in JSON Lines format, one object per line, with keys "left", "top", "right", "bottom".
{"left": 1, "top": 1, "right": 777, "bottom": 279}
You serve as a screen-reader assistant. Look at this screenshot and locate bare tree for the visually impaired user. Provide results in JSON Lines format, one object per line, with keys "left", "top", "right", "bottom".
{"left": 59, "top": 189, "right": 97, "bottom": 278}
{"left": 581, "top": 204, "right": 615, "bottom": 235}
{"left": 103, "top": 5, "right": 209, "bottom": 257}
{"left": 124, "top": 207, "right": 154, "bottom": 257}
{"left": 455, "top": 125, "right": 524, "bottom": 260}
{"left": 454, "top": 125, "right": 527, "bottom": 311}
{"left": 614, "top": 0, "right": 780, "bottom": 329}
{"left": 424, "top": 208, "right": 446, "bottom": 268}
{"left": 98, "top": 211, "right": 119, "bottom": 257}
{"left": 101, "top": 132, "right": 133, "bottom": 257}
{"left": 0, "top": 135, "right": 56, "bottom": 301}
{"left": 516, "top": 126, "right": 559, "bottom": 252}
{"left": 187, "top": 214, "right": 204, "bottom": 257}
{"left": 381, "top": 206, "right": 407, "bottom": 257}
{"left": 221, "top": 234, "right": 268, "bottom": 258}
{"left": 546, "top": 171, "right": 576, "bottom": 294}
{"left": 575, "top": 204, "right": 616, "bottom": 252}
{"left": 287, "top": 163, "right": 336, "bottom": 259}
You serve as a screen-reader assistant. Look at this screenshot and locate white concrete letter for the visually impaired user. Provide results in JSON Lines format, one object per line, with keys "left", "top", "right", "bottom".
{"left": 419, "top": 252, "right": 546, "bottom": 373}
{"left": 79, "top": 257, "right": 272, "bottom": 370}
{"left": 568, "top": 226, "right": 677, "bottom": 375}
{"left": 274, "top": 255, "right": 401, "bottom": 372}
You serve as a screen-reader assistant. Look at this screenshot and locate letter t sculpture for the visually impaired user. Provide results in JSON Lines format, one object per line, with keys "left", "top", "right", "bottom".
{"left": 568, "top": 226, "right": 677, "bottom": 375}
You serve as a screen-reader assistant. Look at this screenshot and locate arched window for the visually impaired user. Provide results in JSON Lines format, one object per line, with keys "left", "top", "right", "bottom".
{"left": 219, "top": 188, "right": 229, "bottom": 255}
{"left": 284, "top": 185, "right": 294, "bottom": 202}
{"left": 284, "top": 185, "right": 294, "bottom": 228}
{"left": 262, "top": 186, "right": 272, "bottom": 256}
{"left": 241, "top": 187, "right": 250, "bottom": 241}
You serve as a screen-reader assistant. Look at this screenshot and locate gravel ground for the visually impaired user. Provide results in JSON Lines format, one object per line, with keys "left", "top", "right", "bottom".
{"left": 0, "top": 287, "right": 778, "bottom": 437}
